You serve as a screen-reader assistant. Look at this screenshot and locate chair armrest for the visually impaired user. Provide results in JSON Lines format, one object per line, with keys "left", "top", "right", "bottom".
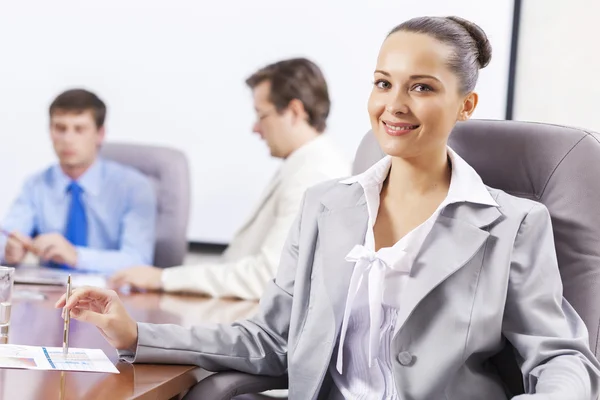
{"left": 182, "top": 371, "right": 289, "bottom": 400}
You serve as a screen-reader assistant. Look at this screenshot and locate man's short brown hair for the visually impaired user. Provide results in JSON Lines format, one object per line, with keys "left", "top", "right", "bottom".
{"left": 246, "top": 58, "right": 330, "bottom": 133}
{"left": 49, "top": 89, "right": 107, "bottom": 128}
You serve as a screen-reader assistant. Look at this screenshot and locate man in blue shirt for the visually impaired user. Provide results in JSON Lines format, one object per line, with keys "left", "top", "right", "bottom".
{"left": 1, "top": 89, "right": 157, "bottom": 274}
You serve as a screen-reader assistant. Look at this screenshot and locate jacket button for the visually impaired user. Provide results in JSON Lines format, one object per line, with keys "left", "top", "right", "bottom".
{"left": 397, "top": 351, "right": 414, "bottom": 366}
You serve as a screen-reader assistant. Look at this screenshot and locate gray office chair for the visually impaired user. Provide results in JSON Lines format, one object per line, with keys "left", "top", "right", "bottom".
{"left": 100, "top": 142, "right": 190, "bottom": 267}
{"left": 183, "top": 120, "right": 600, "bottom": 399}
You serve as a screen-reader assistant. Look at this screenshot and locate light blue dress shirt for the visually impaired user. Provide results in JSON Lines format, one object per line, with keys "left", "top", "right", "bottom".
{"left": 0, "top": 158, "right": 157, "bottom": 274}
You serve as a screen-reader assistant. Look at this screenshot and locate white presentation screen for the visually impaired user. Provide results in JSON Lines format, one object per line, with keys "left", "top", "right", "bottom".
{"left": 0, "top": 0, "right": 516, "bottom": 243}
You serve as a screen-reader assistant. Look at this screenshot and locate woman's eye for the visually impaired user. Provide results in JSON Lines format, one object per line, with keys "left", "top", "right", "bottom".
{"left": 374, "top": 79, "right": 391, "bottom": 90}
{"left": 412, "top": 84, "right": 433, "bottom": 92}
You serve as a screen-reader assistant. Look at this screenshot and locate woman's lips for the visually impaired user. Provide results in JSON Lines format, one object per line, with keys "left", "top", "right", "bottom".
{"left": 382, "top": 121, "right": 420, "bottom": 136}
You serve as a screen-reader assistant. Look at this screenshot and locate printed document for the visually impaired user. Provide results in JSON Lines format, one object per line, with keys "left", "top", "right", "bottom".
{"left": 0, "top": 344, "right": 118, "bottom": 373}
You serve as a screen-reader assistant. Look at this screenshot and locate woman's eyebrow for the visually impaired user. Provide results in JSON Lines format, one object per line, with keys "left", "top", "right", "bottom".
{"left": 374, "top": 70, "right": 441, "bottom": 83}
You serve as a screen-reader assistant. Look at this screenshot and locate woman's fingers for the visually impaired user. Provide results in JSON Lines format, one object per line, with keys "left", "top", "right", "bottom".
{"left": 55, "top": 286, "right": 116, "bottom": 312}
{"left": 70, "top": 308, "right": 109, "bottom": 328}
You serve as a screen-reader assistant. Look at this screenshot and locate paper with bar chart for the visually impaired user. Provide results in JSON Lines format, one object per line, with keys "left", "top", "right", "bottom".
{"left": 0, "top": 344, "right": 118, "bottom": 373}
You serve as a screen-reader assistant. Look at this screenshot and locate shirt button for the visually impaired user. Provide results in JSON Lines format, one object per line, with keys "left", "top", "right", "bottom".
{"left": 397, "top": 351, "right": 414, "bottom": 366}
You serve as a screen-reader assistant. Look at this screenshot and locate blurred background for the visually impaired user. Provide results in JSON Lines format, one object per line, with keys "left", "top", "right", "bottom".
{"left": 0, "top": 0, "right": 597, "bottom": 247}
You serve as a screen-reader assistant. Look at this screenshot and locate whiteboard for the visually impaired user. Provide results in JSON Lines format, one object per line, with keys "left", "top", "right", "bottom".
{"left": 0, "top": 0, "right": 516, "bottom": 243}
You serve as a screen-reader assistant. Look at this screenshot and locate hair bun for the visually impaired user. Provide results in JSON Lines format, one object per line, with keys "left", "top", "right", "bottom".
{"left": 446, "top": 16, "right": 492, "bottom": 68}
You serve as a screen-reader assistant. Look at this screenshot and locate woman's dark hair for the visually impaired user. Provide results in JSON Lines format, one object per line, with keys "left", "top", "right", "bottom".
{"left": 388, "top": 16, "right": 492, "bottom": 94}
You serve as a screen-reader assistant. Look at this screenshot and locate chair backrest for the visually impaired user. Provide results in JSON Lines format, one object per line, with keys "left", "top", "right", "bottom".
{"left": 100, "top": 142, "right": 190, "bottom": 267}
{"left": 353, "top": 119, "right": 600, "bottom": 393}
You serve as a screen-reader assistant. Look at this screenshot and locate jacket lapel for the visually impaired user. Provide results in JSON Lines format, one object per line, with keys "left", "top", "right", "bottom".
{"left": 235, "top": 170, "right": 283, "bottom": 235}
{"left": 235, "top": 140, "right": 317, "bottom": 235}
{"left": 317, "top": 183, "right": 369, "bottom": 337}
{"left": 394, "top": 203, "right": 503, "bottom": 334}
{"left": 311, "top": 181, "right": 502, "bottom": 355}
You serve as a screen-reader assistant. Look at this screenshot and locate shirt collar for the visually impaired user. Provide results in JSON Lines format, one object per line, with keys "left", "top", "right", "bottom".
{"left": 341, "top": 147, "right": 498, "bottom": 208}
{"left": 52, "top": 158, "right": 104, "bottom": 197}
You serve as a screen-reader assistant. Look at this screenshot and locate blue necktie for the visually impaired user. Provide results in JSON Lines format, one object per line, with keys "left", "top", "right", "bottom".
{"left": 65, "top": 182, "right": 88, "bottom": 247}
{"left": 50, "top": 182, "right": 88, "bottom": 270}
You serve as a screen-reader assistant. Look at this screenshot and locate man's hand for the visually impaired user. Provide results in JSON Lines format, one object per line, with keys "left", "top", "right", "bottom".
{"left": 109, "top": 266, "right": 164, "bottom": 291}
{"left": 4, "top": 232, "right": 33, "bottom": 264}
{"left": 55, "top": 286, "right": 138, "bottom": 351}
{"left": 33, "top": 233, "right": 78, "bottom": 267}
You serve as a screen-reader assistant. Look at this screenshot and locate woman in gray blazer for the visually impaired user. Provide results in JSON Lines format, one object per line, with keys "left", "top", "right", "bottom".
{"left": 58, "top": 16, "right": 600, "bottom": 399}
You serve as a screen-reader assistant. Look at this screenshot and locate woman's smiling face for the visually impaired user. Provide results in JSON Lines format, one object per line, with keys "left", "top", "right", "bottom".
{"left": 368, "top": 31, "right": 477, "bottom": 159}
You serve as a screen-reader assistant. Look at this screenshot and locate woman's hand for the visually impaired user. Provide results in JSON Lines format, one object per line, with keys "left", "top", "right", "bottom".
{"left": 55, "top": 286, "right": 138, "bottom": 351}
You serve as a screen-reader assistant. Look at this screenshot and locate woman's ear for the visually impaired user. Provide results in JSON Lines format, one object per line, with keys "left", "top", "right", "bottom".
{"left": 458, "top": 92, "right": 479, "bottom": 121}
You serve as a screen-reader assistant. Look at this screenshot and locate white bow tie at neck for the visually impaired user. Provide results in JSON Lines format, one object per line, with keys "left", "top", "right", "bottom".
{"left": 336, "top": 244, "right": 413, "bottom": 374}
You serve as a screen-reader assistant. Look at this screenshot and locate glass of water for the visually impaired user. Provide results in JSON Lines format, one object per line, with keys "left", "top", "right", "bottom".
{"left": 0, "top": 266, "right": 15, "bottom": 338}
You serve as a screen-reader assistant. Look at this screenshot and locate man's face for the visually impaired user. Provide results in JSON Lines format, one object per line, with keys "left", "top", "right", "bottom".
{"left": 50, "top": 110, "right": 104, "bottom": 169}
{"left": 251, "top": 81, "right": 293, "bottom": 158}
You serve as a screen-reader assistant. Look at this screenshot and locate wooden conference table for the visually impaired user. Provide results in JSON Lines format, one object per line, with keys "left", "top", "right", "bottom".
{"left": 0, "top": 283, "right": 260, "bottom": 400}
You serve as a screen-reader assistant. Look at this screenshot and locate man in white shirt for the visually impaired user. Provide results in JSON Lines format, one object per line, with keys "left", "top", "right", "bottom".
{"left": 110, "top": 57, "right": 350, "bottom": 300}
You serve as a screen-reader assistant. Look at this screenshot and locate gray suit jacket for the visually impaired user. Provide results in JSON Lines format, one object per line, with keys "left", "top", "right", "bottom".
{"left": 126, "top": 179, "right": 600, "bottom": 399}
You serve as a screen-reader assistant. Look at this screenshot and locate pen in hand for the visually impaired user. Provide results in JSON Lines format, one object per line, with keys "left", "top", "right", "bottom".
{"left": 0, "top": 228, "right": 38, "bottom": 256}
{"left": 63, "top": 275, "right": 71, "bottom": 356}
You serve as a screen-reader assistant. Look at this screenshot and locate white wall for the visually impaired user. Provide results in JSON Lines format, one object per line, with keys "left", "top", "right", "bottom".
{"left": 0, "top": 1, "right": 516, "bottom": 243}
{"left": 514, "top": 0, "right": 600, "bottom": 131}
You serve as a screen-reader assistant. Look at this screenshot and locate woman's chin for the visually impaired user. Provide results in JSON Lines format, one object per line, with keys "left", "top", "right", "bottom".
{"left": 377, "top": 138, "right": 413, "bottom": 158}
